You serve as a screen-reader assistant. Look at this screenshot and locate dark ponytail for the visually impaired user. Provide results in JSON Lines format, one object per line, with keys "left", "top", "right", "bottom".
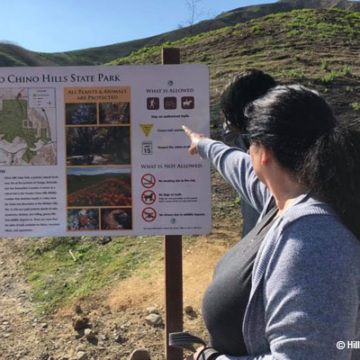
{"left": 300, "top": 123, "right": 360, "bottom": 238}
{"left": 246, "top": 85, "right": 360, "bottom": 239}
{"left": 220, "top": 70, "right": 277, "bottom": 133}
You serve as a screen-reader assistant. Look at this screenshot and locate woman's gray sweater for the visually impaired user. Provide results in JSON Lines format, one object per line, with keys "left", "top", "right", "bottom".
{"left": 197, "top": 139, "right": 360, "bottom": 360}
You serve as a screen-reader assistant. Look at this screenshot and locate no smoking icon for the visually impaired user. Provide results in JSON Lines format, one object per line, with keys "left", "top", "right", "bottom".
{"left": 141, "top": 173, "right": 156, "bottom": 188}
{"left": 142, "top": 207, "right": 157, "bottom": 222}
{"left": 141, "top": 190, "right": 156, "bottom": 205}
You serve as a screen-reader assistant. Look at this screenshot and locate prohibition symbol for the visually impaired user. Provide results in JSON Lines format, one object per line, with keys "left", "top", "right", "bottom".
{"left": 142, "top": 207, "right": 157, "bottom": 222}
{"left": 142, "top": 190, "right": 156, "bottom": 205}
{"left": 141, "top": 173, "right": 156, "bottom": 188}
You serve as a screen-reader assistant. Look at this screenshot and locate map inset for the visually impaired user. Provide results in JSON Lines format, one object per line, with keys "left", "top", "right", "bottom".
{"left": 0, "top": 88, "right": 57, "bottom": 165}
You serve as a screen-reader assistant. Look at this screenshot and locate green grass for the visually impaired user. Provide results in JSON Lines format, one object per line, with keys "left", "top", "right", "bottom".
{"left": 321, "top": 60, "right": 329, "bottom": 71}
{"left": 24, "top": 236, "right": 160, "bottom": 313}
{"left": 342, "top": 64, "right": 352, "bottom": 75}
{"left": 24, "top": 235, "right": 197, "bottom": 314}
{"left": 322, "top": 70, "right": 337, "bottom": 83}
{"left": 351, "top": 102, "right": 360, "bottom": 111}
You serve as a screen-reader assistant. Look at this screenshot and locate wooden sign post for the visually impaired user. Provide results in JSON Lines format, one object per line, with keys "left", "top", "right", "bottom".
{"left": 162, "top": 48, "right": 184, "bottom": 360}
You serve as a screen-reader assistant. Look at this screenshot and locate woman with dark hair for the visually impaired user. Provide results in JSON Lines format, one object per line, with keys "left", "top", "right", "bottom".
{"left": 220, "top": 70, "right": 277, "bottom": 236}
{"left": 182, "top": 85, "right": 360, "bottom": 360}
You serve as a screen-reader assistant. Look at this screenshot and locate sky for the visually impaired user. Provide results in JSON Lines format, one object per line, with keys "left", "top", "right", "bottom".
{"left": 0, "top": 0, "right": 277, "bottom": 53}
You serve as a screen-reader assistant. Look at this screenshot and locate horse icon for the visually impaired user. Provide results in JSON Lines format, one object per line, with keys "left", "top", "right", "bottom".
{"left": 182, "top": 97, "right": 194, "bottom": 109}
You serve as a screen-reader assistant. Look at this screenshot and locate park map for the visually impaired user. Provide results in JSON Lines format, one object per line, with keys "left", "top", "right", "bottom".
{"left": 0, "top": 89, "right": 57, "bottom": 166}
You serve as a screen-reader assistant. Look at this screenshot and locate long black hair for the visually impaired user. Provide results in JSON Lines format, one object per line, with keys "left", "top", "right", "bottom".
{"left": 246, "top": 85, "right": 360, "bottom": 239}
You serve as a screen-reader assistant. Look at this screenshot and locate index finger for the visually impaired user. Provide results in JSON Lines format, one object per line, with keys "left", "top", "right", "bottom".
{"left": 182, "top": 125, "right": 192, "bottom": 135}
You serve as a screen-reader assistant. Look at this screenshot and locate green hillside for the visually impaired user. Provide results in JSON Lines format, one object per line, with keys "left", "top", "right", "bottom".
{"left": 1, "top": 5, "right": 358, "bottom": 131}
{"left": 0, "top": 0, "right": 359, "bottom": 67}
{"left": 108, "top": 8, "right": 360, "bottom": 128}
{"left": 0, "top": 43, "right": 54, "bottom": 66}
{"left": 41, "top": 0, "right": 359, "bottom": 65}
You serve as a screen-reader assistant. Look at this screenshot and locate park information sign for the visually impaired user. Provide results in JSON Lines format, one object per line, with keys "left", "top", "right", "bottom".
{"left": 0, "top": 65, "right": 211, "bottom": 237}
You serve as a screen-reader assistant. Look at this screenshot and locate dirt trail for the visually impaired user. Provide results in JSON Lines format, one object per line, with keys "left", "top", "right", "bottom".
{"left": 0, "top": 238, "right": 54, "bottom": 359}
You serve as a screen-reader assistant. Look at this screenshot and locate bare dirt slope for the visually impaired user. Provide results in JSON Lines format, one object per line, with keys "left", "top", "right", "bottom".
{"left": 0, "top": 179, "right": 240, "bottom": 360}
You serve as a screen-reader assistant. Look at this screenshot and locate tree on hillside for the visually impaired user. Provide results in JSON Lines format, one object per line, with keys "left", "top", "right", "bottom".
{"left": 185, "top": 0, "right": 203, "bottom": 35}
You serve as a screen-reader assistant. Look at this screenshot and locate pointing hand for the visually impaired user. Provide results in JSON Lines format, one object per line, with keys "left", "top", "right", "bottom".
{"left": 182, "top": 125, "right": 207, "bottom": 155}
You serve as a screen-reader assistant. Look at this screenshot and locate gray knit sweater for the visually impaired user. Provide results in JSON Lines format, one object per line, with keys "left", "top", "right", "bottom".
{"left": 198, "top": 139, "right": 360, "bottom": 360}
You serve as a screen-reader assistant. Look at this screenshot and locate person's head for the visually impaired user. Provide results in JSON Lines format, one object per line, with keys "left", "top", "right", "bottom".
{"left": 245, "top": 85, "right": 336, "bottom": 173}
{"left": 220, "top": 69, "right": 277, "bottom": 133}
{"left": 245, "top": 84, "right": 360, "bottom": 238}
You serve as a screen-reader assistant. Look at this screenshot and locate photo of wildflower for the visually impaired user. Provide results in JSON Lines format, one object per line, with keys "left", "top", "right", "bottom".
{"left": 67, "top": 167, "right": 132, "bottom": 207}
{"left": 65, "top": 103, "right": 97, "bottom": 125}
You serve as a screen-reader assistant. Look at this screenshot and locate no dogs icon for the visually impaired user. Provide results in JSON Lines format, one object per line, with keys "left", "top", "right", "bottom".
{"left": 141, "top": 190, "right": 156, "bottom": 205}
